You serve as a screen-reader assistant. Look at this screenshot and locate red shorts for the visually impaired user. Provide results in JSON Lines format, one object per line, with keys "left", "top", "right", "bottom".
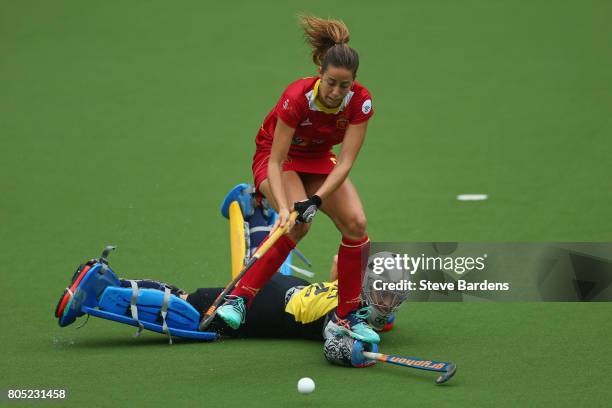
{"left": 252, "top": 149, "right": 337, "bottom": 191}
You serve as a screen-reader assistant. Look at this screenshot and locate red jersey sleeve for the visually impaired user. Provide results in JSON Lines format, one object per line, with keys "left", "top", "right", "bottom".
{"left": 348, "top": 87, "right": 374, "bottom": 125}
{"left": 273, "top": 91, "right": 305, "bottom": 128}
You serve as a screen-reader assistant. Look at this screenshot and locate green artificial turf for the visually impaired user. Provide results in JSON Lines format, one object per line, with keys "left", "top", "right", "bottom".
{"left": 1, "top": 0, "right": 611, "bottom": 406}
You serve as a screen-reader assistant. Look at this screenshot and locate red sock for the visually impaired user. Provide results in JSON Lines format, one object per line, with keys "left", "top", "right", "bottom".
{"left": 336, "top": 235, "right": 370, "bottom": 318}
{"left": 231, "top": 234, "right": 296, "bottom": 307}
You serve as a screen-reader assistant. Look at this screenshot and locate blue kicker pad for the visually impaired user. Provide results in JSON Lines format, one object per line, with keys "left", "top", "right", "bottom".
{"left": 59, "top": 262, "right": 121, "bottom": 327}
{"left": 94, "top": 287, "right": 218, "bottom": 341}
{"left": 220, "top": 183, "right": 253, "bottom": 219}
{"left": 220, "top": 182, "right": 293, "bottom": 276}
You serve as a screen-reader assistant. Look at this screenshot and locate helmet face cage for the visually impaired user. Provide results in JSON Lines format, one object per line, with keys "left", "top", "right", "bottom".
{"left": 363, "top": 289, "right": 406, "bottom": 315}
{"left": 362, "top": 252, "right": 410, "bottom": 314}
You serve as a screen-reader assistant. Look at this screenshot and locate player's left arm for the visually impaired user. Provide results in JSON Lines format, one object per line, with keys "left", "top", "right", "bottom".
{"left": 313, "top": 121, "right": 368, "bottom": 200}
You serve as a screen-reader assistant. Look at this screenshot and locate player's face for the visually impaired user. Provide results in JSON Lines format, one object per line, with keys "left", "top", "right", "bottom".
{"left": 371, "top": 292, "right": 398, "bottom": 314}
{"left": 318, "top": 65, "right": 354, "bottom": 108}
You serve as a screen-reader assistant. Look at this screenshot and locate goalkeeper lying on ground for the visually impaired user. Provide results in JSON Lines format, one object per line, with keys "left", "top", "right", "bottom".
{"left": 129, "top": 253, "right": 399, "bottom": 340}
{"left": 54, "top": 184, "right": 409, "bottom": 366}
{"left": 55, "top": 251, "right": 404, "bottom": 341}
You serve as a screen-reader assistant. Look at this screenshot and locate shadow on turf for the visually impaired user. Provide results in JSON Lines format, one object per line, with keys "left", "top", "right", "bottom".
{"left": 66, "top": 335, "right": 209, "bottom": 349}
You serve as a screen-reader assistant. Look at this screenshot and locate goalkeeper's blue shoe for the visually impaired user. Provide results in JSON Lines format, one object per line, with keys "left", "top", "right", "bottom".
{"left": 324, "top": 307, "right": 380, "bottom": 344}
{"left": 216, "top": 295, "right": 247, "bottom": 330}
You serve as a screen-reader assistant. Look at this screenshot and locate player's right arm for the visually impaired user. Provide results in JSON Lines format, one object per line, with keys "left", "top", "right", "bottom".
{"left": 268, "top": 117, "right": 295, "bottom": 230}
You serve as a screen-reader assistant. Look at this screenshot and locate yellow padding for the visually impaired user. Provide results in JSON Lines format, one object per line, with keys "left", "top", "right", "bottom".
{"left": 229, "top": 201, "right": 246, "bottom": 279}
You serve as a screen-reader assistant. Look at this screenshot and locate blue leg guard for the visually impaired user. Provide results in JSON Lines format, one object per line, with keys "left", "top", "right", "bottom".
{"left": 56, "top": 247, "right": 218, "bottom": 342}
{"left": 220, "top": 183, "right": 298, "bottom": 276}
{"left": 89, "top": 286, "right": 217, "bottom": 343}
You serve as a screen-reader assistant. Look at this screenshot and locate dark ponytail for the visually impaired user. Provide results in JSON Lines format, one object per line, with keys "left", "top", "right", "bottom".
{"left": 299, "top": 15, "right": 360, "bottom": 77}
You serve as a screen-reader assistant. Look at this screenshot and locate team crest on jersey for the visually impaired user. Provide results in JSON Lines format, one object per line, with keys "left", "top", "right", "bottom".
{"left": 362, "top": 99, "right": 372, "bottom": 114}
{"left": 336, "top": 116, "right": 349, "bottom": 130}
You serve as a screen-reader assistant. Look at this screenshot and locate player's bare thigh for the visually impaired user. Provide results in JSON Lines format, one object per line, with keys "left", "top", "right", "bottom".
{"left": 300, "top": 173, "right": 367, "bottom": 241}
{"left": 258, "top": 173, "right": 310, "bottom": 241}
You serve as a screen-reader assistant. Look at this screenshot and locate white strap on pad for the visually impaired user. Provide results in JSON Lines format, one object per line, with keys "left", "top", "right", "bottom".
{"left": 129, "top": 280, "right": 144, "bottom": 337}
{"left": 161, "top": 287, "right": 173, "bottom": 345}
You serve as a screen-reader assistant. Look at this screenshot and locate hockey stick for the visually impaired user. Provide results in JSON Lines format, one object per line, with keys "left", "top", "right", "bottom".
{"left": 362, "top": 351, "right": 457, "bottom": 384}
{"left": 198, "top": 211, "right": 298, "bottom": 330}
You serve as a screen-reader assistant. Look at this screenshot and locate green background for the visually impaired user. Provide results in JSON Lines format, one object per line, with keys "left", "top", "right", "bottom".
{"left": 1, "top": 0, "right": 611, "bottom": 406}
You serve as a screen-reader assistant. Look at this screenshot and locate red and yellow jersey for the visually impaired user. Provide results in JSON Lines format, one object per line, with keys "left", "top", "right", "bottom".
{"left": 255, "top": 77, "right": 374, "bottom": 158}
